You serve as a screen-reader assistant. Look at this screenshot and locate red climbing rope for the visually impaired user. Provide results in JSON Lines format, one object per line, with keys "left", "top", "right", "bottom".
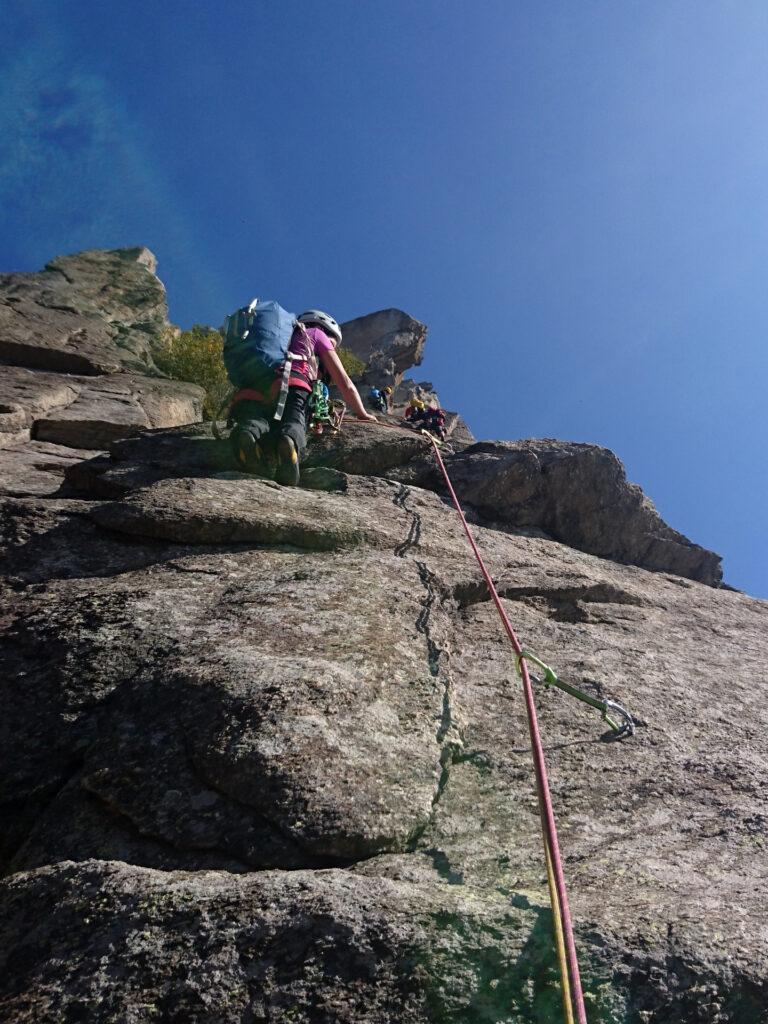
{"left": 418, "top": 432, "right": 588, "bottom": 1023}
{"left": 364, "top": 417, "right": 588, "bottom": 1021}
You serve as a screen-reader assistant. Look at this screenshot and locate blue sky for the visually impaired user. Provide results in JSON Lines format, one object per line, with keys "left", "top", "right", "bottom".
{"left": 2, "top": 0, "right": 767, "bottom": 597}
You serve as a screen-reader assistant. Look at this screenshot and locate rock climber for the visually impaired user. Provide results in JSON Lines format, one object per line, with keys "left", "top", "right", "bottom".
{"left": 382, "top": 385, "right": 394, "bottom": 412}
{"left": 231, "top": 310, "right": 376, "bottom": 485}
{"left": 404, "top": 395, "right": 426, "bottom": 423}
{"left": 423, "top": 404, "right": 447, "bottom": 441}
{"left": 368, "top": 386, "right": 388, "bottom": 414}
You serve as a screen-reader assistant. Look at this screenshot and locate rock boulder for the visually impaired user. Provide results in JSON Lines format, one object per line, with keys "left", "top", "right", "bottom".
{"left": 391, "top": 438, "right": 723, "bottom": 585}
{"left": 0, "top": 250, "right": 204, "bottom": 461}
{"left": 0, "top": 247, "right": 169, "bottom": 374}
{"left": 341, "top": 308, "right": 427, "bottom": 389}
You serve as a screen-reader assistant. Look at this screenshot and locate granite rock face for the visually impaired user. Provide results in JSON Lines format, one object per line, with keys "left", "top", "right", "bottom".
{"left": 2, "top": 424, "right": 766, "bottom": 1021}
{"left": 0, "top": 440, "right": 97, "bottom": 498}
{"left": 0, "top": 364, "right": 202, "bottom": 451}
{"left": 60, "top": 423, "right": 722, "bottom": 584}
{"left": 0, "top": 250, "right": 203, "bottom": 460}
{"left": 0, "top": 247, "right": 168, "bottom": 374}
{"left": 0, "top": 861, "right": 575, "bottom": 1024}
{"left": 390, "top": 438, "right": 723, "bottom": 585}
{"left": 0, "top": 249, "right": 763, "bottom": 1023}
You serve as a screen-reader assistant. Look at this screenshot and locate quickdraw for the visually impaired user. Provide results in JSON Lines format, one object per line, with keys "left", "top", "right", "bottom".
{"left": 515, "top": 651, "right": 635, "bottom": 736}
{"left": 308, "top": 380, "right": 346, "bottom": 436}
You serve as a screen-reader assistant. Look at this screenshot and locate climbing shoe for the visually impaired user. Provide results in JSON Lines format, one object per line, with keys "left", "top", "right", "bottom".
{"left": 232, "top": 426, "right": 265, "bottom": 474}
{"left": 276, "top": 436, "right": 301, "bottom": 487}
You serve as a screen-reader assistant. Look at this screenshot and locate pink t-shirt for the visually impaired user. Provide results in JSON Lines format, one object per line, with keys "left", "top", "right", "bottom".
{"left": 288, "top": 325, "right": 335, "bottom": 391}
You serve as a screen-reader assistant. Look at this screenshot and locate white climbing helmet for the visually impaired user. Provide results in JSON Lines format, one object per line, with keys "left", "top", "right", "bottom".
{"left": 297, "top": 309, "right": 342, "bottom": 345}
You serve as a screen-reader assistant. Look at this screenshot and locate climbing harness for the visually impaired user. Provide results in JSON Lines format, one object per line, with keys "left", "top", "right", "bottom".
{"left": 213, "top": 381, "right": 346, "bottom": 443}
{"left": 516, "top": 651, "right": 635, "bottom": 736}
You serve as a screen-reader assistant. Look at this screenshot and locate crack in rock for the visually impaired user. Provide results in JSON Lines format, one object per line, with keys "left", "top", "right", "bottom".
{"left": 415, "top": 560, "right": 443, "bottom": 682}
{"left": 2, "top": 759, "right": 85, "bottom": 874}
{"left": 392, "top": 483, "right": 422, "bottom": 557}
{"left": 409, "top": 562, "right": 466, "bottom": 859}
{"left": 392, "top": 485, "right": 465, "bottom": 858}
{"left": 453, "top": 579, "right": 648, "bottom": 611}
{"left": 452, "top": 578, "right": 651, "bottom": 625}
{"left": 77, "top": 781, "right": 253, "bottom": 873}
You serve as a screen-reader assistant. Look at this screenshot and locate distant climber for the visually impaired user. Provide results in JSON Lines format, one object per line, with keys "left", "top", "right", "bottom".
{"left": 368, "top": 386, "right": 388, "bottom": 414}
{"left": 404, "top": 395, "right": 426, "bottom": 423}
{"left": 382, "top": 385, "right": 394, "bottom": 412}
{"left": 422, "top": 404, "right": 447, "bottom": 441}
{"left": 225, "top": 304, "right": 376, "bottom": 486}
{"left": 402, "top": 392, "right": 446, "bottom": 440}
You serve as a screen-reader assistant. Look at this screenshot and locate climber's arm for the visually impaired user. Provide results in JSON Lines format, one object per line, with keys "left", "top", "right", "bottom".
{"left": 320, "top": 348, "right": 377, "bottom": 421}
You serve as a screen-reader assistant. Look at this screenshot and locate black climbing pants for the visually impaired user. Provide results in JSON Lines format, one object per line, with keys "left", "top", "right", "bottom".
{"left": 232, "top": 386, "right": 309, "bottom": 458}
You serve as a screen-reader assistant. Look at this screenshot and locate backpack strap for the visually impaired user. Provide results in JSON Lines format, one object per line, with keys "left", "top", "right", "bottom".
{"left": 274, "top": 353, "right": 299, "bottom": 420}
{"left": 273, "top": 321, "right": 318, "bottom": 421}
{"left": 293, "top": 321, "right": 320, "bottom": 378}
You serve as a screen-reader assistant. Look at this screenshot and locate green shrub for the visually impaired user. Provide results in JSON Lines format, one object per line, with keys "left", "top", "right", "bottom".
{"left": 154, "top": 325, "right": 230, "bottom": 420}
{"left": 337, "top": 346, "right": 366, "bottom": 380}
